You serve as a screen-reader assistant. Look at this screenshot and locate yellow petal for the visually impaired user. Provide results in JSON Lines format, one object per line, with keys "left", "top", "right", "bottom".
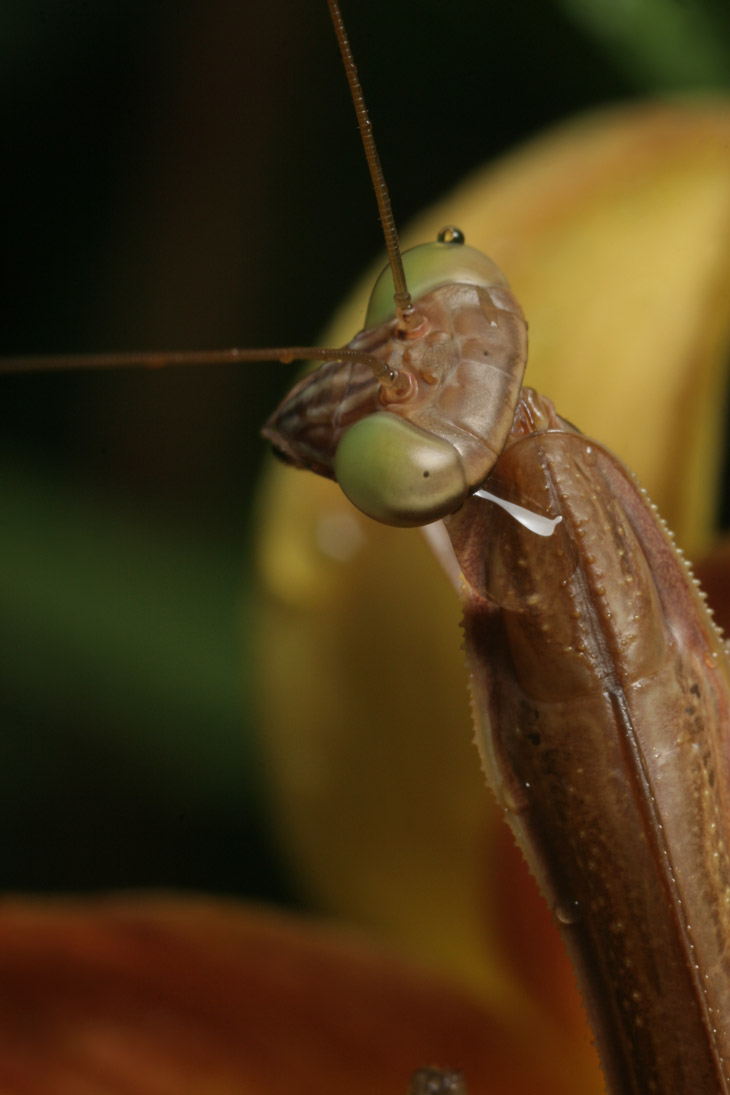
{"left": 253, "top": 102, "right": 730, "bottom": 1035}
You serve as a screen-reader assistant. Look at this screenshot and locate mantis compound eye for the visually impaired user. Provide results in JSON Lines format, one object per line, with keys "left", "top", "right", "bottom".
{"left": 364, "top": 231, "right": 509, "bottom": 327}
{"left": 334, "top": 413, "right": 468, "bottom": 527}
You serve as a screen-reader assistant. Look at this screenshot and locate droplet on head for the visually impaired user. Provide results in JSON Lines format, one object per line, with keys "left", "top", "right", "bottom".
{"left": 437, "top": 225, "right": 465, "bottom": 245}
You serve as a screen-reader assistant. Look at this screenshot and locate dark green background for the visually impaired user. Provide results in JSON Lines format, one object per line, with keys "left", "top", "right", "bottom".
{"left": 1, "top": 0, "right": 728, "bottom": 900}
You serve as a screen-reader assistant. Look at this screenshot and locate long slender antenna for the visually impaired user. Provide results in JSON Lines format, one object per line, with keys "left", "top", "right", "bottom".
{"left": 326, "top": 0, "right": 420, "bottom": 334}
{"left": 1, "top": 3, "right": 419, "bottom": 387}
{"left": 0, "top": 345, "right": 399, "bottom": 385}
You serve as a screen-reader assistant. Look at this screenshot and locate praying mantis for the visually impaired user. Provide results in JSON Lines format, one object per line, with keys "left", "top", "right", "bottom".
{"left": 4, "top": 2, "right": 730, "bottom": 1095}
{"left": 0, "top": 0, "right": 627, "bottom": 895}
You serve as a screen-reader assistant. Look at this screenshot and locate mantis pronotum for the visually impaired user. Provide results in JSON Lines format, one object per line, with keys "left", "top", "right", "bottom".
{"left": 3, "top": 2, "right": 730, "bottom": 1093}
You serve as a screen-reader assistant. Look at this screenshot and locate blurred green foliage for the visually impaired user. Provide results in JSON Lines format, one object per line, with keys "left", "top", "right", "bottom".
{"left": 0, "top": 0, "right": 727, "bottom": 899}
{"left": 559, "top": 0, "right": 730, "bottom": 90}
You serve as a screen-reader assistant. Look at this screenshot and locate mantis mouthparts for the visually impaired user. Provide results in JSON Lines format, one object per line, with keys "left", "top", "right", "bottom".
{"left": 473, "top": 488, "right": 563, "bottom": 537}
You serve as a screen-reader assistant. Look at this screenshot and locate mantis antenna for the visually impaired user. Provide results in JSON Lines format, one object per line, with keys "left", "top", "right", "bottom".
{"left": 326, "top": 0, "right": 420, "bottom": 335}
{"left": 0, "top": 1, "right": 415, "bottom": 389}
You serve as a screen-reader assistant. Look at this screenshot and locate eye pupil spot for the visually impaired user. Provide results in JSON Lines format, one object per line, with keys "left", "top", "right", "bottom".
{"left": 423, "top": 470, "right": 430, "bottom": 478}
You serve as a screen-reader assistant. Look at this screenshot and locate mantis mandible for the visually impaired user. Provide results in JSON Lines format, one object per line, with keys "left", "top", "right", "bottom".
{"left": 3, "top": 2, "right": 730, "bottom": 1092}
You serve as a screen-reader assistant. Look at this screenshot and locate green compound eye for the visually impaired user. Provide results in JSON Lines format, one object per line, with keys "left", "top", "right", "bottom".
{"left": 365, "top": 235, "right": 508, "bottom": 328}
{"left": 334, "top": 414, "right": 468, "bottom": 527}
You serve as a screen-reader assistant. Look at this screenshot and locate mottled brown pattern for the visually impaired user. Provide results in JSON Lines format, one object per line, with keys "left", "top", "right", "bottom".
{"left": 263, "top": 280, "right": 526, "bottom": 496}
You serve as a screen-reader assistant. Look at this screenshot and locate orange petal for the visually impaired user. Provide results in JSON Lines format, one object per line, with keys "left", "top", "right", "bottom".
{"left": 0, "top": 895, "right": 557, "bottom": 1095}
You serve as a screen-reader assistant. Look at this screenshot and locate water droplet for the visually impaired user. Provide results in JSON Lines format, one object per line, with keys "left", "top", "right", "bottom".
{"left": 437, "top": 225, "right": 465, "bottom": 245}
{"left": 554, "top": 898, "right": 582, "bottom": 926}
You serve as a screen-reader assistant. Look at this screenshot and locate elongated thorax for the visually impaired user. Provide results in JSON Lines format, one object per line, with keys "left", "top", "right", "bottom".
{"left": 445, "top": 389, "right": 730, "bottom": 1095}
